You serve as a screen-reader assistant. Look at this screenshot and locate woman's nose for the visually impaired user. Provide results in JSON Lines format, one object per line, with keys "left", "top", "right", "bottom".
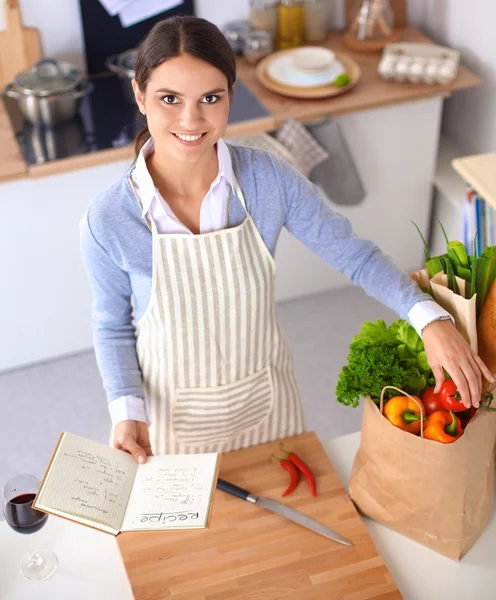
{"left": 178, "top": 103, "right": 204, "bottom": 131}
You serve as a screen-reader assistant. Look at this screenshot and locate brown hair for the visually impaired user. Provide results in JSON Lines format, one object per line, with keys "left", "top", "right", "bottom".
{"left": 133, "top": 16, "right": 236, "bottom": 156}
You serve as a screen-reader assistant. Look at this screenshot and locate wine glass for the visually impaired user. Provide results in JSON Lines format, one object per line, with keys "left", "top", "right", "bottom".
{"left": 2, "top": 474, "right": 58, "bottom": 580}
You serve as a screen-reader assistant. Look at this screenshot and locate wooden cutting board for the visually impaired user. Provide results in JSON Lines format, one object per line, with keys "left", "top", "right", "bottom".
{"left": 117, "top": 432, "right": 402, "bottom": 600}
{"left": 0, "top": 0, "right": 42, "bottom": 87}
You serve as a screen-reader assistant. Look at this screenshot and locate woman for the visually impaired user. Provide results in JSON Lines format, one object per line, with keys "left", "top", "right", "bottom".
{"left": 80, "top": 16, "right": 492, "bottom": 463}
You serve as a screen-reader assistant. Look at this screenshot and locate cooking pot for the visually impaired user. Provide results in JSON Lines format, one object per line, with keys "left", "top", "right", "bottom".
{"left": 105, "top": 48, "right": 138, "bottom": 105}
{"left": 5, "top": 59, "right": 92, "bottom": 126}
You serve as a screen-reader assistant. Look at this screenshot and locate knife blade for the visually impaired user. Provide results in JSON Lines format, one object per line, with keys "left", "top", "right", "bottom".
{"left": 216, "top": 478, "right": 354, "bottom": 547}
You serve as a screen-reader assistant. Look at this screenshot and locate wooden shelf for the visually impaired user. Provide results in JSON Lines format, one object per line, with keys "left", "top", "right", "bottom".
{"left": 452, "top": 153, "right": 496, "bottom": 210}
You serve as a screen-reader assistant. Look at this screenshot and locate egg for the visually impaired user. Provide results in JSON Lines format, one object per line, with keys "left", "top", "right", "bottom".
{"left": 438, "top": 61, "right": 457, "bottom": 83}
{"left": 408, "top": 59, "right": 425, "bottom": 83}
{"left": 378, "top": 56, "right": 396, "bottom": 79}
{"left": 394, "top": 58, "right": 411, "bottom": 81}
{"left": 424, "top": 59, "right": 441, "bottom": 83}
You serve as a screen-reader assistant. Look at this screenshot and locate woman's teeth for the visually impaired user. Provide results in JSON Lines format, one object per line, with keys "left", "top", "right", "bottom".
{"left": 174, "top": 133, "right": 205, "bottom": 142}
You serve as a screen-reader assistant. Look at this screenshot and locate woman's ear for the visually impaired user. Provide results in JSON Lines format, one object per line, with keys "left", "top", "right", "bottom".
{"left": 132, "top": 78, "right": 146, "bottom": 115}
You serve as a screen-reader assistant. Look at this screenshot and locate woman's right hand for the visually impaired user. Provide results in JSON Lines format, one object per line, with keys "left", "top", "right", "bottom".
{"left": 113, "top": 420, "right": 153, "bottom": 463}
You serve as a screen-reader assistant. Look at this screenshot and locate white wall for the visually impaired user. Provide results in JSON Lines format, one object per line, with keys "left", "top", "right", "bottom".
{"left": 409, "top": 0, "right": 496, "bottom": 155}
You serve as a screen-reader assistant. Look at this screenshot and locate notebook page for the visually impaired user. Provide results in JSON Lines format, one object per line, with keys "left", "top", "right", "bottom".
{"left": 35, "top": 433, "right": 138, "bottom": 531}
{"left": 121, "top": 453, "right": 219, "bottom": 531}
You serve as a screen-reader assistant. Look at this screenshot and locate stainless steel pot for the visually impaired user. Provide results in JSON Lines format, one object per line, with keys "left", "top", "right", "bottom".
{"left": 5, "top": 59, "right": 92, "bottom": 126}
{"left": 105, "top": 48, "right": 138, "bottom": 105}
{"left": 5, "top": 80, "right": 92, "bottom": 126}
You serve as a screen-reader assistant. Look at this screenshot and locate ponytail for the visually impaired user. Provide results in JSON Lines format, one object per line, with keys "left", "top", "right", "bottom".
{"left": 134, "top": 126, "right": 151, "bottom": 158}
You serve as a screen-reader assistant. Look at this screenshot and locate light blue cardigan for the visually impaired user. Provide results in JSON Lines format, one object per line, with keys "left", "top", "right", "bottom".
{"left": 80, "top": 143, "right": 430, "bottom": 404}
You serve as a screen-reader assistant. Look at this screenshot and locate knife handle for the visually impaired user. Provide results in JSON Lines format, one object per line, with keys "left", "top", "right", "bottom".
{"left": 216, "top": 478, "right": 252, "bottom": 501}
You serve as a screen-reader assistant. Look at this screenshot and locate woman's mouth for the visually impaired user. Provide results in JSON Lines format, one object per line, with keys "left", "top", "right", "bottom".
{"left": 171, "top": 132, "right": 207, "bottom": 147}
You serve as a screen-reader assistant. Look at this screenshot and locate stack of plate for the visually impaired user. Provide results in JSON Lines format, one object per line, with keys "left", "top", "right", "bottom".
{"left": 255, "top": 46, "right": 361, "bottom": 100}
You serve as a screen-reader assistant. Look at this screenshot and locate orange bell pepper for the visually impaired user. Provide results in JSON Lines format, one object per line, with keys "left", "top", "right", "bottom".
{"left": 383, "top": 395, "right": 425, "bottom": 434}
{"left": 423, "top": 410, "right": 463, "bottom": 443}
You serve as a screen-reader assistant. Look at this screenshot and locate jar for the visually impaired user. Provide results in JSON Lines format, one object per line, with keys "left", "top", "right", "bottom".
{"left": 277, "top": 0, "right": 305, "bottom": 50}
{"left": 349, "top": 0, "right": 394, "bottom": 42}
{"left": 222, "top": 20, "right": 252, "bottom": 55}
{"left": 250, "top": 0, "right": 277, "bottom": 38}
{"left": 243, "top": 30, "right": 274, "bottom": 64}
{"left": 304, "top": 0, "right": 329, "bottom": 42}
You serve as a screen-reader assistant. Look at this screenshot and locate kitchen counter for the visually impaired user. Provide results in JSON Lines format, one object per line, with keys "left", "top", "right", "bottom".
{"left": 1, "top": 432, "right": 494, "bottom": 600}
{"left": 0, "top": 26, "right": 481, "bottom": 184}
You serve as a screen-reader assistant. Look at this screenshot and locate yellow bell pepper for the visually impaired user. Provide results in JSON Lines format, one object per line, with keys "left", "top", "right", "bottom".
{"left": 384, "top": 395, "right": 425, "bottom": 435}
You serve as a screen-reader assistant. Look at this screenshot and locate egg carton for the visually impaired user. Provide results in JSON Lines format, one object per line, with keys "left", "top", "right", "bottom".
{"left": 378, "top": 42, "right": 460, "bottom": 84}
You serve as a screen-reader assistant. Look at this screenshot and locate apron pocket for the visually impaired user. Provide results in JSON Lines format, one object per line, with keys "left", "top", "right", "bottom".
{"left": 172, "top": 366, "right": 274, "bottom": 445}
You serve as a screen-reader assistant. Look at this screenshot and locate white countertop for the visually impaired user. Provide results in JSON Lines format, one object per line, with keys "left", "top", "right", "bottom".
{"left": 1, "top": 432, "right": 495, "bottom": 600}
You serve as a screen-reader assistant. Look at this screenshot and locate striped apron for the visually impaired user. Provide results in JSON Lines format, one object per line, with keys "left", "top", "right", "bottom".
{"left": 131, "top": 174, "right": 305, "bottom": 455}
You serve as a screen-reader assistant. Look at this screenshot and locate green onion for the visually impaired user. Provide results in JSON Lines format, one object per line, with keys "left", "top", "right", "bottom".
{"left": 439, "top": 221, "right": 470, "bottom": 271}
{"left": 411, "top": 220, "right": 431, "bottom": 262}
{"left": 443, "top": 256, "right": 460, "bottom": 295}
{"left": 468, "top": 254, "right": 477, "bottom": 299}
{"left": 425, "top": 255, "right": 446, "bottom": 279}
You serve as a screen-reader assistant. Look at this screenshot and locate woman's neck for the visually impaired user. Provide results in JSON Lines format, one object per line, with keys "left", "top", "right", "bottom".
{"left": 147, "top": 144, "right": 219, "bottom": 198}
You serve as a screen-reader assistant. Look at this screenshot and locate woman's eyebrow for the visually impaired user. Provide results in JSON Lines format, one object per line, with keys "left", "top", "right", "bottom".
{"left": 154, "top": 87, "right": 227, "bottom": 95}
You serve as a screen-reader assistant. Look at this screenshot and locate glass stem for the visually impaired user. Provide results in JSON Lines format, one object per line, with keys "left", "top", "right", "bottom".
{"left": 28, "top": 551, "right": 44, "bottom": 569}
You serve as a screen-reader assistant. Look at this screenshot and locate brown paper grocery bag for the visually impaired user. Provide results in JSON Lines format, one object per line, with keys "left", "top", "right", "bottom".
{"left": 350, "top": 390, "right": 496, "bottom": 561}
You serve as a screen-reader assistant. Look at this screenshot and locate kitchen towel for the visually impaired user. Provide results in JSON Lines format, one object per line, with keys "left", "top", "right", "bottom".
{"left": 306, "top": 118, "right": 366, "bottom": 206}
{"left": 275, "top": 119, "right": 329, "bottom": 178}
{"left": 230, "top": 133, "right": 299, "bottom": 172}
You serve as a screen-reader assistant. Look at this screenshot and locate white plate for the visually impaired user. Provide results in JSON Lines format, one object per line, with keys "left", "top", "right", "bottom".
{"left": 266, "top": 54, "right": 345, "bottom": 88}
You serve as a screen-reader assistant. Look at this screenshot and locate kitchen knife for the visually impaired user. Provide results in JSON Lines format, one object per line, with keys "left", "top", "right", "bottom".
{"left": 216, "top": 478, "right": 354, "bottom": 547}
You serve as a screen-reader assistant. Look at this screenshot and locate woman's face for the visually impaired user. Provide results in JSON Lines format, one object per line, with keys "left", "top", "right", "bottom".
{"left": 132, "top": 53, "right": 231, "bottom": 164}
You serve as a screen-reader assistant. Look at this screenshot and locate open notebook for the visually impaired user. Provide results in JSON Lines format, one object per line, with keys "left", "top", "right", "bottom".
{"left": 33, "top": 432, "right": 220, "bottom": 535}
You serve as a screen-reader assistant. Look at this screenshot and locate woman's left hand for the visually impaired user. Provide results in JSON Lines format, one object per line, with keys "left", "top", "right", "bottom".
{"left": 422, "top": 319, "right": 494, "bottom": 409}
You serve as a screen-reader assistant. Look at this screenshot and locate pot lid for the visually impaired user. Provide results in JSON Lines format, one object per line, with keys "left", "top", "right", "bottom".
{"left": 117, "top": 48, "right": 137, "bottom": 77}
{"left": 14, "top": 59, "right": 83, "bottom": 96}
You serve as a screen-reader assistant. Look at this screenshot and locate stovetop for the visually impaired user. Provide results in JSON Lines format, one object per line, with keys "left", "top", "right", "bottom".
{"left": 2, "top": 73, "right": 270, "bottom": 167}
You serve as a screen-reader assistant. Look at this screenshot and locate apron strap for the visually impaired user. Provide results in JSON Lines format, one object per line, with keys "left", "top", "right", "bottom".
{"left": 129, "top": 175, "right": 153, "bottom": 233}
{"left": 231, "top": 173, "right": 248, "bottom": 212}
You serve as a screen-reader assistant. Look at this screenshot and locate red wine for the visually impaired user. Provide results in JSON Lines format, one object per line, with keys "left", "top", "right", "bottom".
{"left": 4, "top": 493, "right": 48, "bottom": 534}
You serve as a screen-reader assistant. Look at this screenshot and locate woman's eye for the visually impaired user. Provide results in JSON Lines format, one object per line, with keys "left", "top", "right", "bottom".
{"left": 162, "top": 95, "right": 178, "bottom": 104}
{"left": 202, "top": 94, "right": 220, "bottom": 104}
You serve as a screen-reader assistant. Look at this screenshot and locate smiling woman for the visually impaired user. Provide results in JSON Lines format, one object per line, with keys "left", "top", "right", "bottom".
{"left": 80, "top": 16, "right": 492, "bottom": 464}
{"left": 132, "top": 17, "right": 235, "bottom": 162}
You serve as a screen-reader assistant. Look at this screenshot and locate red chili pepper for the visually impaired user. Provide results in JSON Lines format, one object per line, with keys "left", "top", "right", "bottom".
{"left": 272, "top": 454, "right": 300, "bottom": 496}
{"left": 280, "top": 443, "right": 317, "bottom": 497}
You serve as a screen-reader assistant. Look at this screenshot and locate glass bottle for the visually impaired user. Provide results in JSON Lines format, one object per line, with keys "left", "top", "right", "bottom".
{"left": 304, "top": 0, "right": 329, "bottom": 43}
{"left": 250, "top": 0, "right": 278, "bottom": 39}
{"left": 277, "top": 0, "right": 305, "bottom": 50}
{"left": 349, "top": 0, "right": 394, "bottom": 42}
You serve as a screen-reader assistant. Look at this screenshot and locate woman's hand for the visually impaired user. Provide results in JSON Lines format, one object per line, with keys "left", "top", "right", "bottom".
{"left": 113, "top": 420, "right": 153, "bottom": 463}
{"left": 422, "top": 319, "right": 494, "bottom": 408}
